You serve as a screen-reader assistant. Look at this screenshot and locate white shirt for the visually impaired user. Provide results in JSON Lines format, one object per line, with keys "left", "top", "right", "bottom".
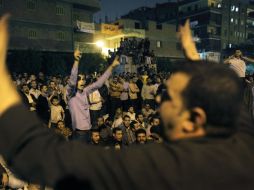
{"left": 127, "top": 112, "right": 136, "bottom": 121}
{"left": 29, "top": 89, "right": 41, "bottom": 99}
{"left": 228, "top": 58, "right": 246, "bottom": 77}
{"left": 89, "top": 90, "right": 102, "bottom": 111}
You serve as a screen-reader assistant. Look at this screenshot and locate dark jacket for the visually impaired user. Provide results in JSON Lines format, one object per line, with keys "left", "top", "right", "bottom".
{"left": 0, "top": 104, "right": 254, "bottom": 190}
{"left": 36, "top": 94, "right": 50, "bottom": 123}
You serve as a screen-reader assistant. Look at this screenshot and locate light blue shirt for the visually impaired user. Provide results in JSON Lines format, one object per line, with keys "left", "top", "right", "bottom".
{"left": 66, "top": 65, "right": 111, "bottom": 130}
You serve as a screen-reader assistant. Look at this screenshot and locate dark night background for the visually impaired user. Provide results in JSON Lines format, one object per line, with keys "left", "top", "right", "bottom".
{"left": 94, "top": 0, "right": 250, "bottom": 22}
{"left": 94, "top": 0, "right": 169, "bottom": 21}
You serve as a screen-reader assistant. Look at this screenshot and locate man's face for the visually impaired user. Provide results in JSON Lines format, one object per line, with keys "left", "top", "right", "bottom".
{"left": 97, "top": 117, "right": 104, "bottom": 127}
{"left": 145, "top": 104, "right": 150, "bottom": 110}
{"left": 123, "top": 117, "right": 131, "bottom": 128}
{"left": 159, "top": 72, "right": 190, "bottom": 137}
{"left": 137, "top": 133, "right": 147, "bottom": 144}
{"left": 114, "top": 131, "right": 123, "bottom": 142}
{"left": 22, "top": 85, "right": 30, "bottom": 94}
{"left": 128, "top": 106, "right": 134, "bottom": 113}
{"left": 49, "top": 82, "right": 56, "bottom": 89}
{"left": 134, "top": 123, "right": 140, "bottom": 131}
{"left": 30, "top": 75, "right": 36, "bottom": 81}
{"left": 91, "top": 132, "right": 100, "bottom": 144}
{"left": 41, "top": 86, "right": 48, "bottom": 93}
{"left": 39, "top": 72, "right": 44, "bottom": 79}
{"left": 77, "top": 74, "right": 86, "bottom": 91}
{"left": 152, "top": 118, "right": 160, "bottom": 127}
{"left": 31, "top": 81, "right": 37, "bottom": 89}
{"left": 235, "top": 50, "right": 242, "bottom": 58}
{"left": 137, "top": 114, "right": 144, "bottom": 123}
{"left": 57, "top": 121, "right": 65, "bottom": 129}
{"left": 52, "top": 77, "right": 57, "bottom": 82}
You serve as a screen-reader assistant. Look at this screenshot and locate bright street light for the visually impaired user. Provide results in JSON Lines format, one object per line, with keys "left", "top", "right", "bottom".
{"left": 95, "top": 41, "right": 105, "bottom": 48}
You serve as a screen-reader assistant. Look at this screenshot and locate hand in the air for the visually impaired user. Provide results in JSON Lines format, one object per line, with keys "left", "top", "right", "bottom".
{"left": 74, "top": 49, "right": 82, "bottom": 61}
{"left": 111, "top": 55, "right": 120, "bottom": 68}
{"left": 0, "top": 15, "right": 21, "bottom": 115}
{"left": 178, "top": 19, "right": 200, "bottom": 61}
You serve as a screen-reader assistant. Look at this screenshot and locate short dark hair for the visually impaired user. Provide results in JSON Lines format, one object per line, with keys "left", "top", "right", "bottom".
{"left": 135, "top": 128, "right": 146, "bottom": 137}
{"left": 90, "top": 128, "right": 100, "bottom": 134}
{"left": 40, "top": 84, "right": 47, "bottom": 91}
{"left": 123, "top": 115, "right": 130, "bottom": 120}
{"left": 174, "top": 61, "right": 241, "bottom": 129}
{"left": 113, "top": 127, "right": 122, "bottom": 134}
{"left": 130, "top": 120, "right": 138, "bottom": 129}
{"left": 135, "top": 112, "right": 143, "bottom": 119}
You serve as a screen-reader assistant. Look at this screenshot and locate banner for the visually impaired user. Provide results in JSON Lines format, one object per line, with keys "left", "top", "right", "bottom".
{"left": 122, "top": 28, "right": 145, "bottom": 38}
{"left": 75, "top": 20, "right": 95, "bottom": 33}
{"left": 101, "top": 24, "right": 120, "bottom": 35}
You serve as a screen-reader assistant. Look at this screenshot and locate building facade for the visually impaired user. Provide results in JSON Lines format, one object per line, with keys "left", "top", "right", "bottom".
{"left": 94, "top": 18, "right": 184, "bottom": 59}
{"left": 0, "top": 0, "right": 100, "bottom": 52}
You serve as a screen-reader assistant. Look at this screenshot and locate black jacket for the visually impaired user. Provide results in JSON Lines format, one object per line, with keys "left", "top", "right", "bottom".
{"left": 0, "top": 104, "right": 254, "bottom": 190}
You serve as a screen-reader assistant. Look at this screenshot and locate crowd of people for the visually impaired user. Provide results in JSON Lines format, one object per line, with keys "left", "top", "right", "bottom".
{"left": 1, "top": 17, "right": 254, "bottom": 190}
{"left": 108, "top": 37, "right": 156, "bottom": 66}
{"left": 9, "top": 66, "right": 168, "bottom": 148}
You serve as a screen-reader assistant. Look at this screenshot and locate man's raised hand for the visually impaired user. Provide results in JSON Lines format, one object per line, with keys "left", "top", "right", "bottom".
{"left": 178, "top": 19, "right": 200, "bottom": 61}
{"left": 74, "top": 49, "right": 82, "bottom": 62}
{"left": 111, "top": 55, "right": 120, "bottom": 68}
{"left": 0, "top": 15, "right": 21, "bottom": 115}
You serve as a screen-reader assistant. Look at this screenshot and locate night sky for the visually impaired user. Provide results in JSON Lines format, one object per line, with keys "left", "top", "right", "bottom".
{"left": 94, "top": 0, "right": 251, "bottom": 22}
{"left": 94, "top": 0, "right": 170, "bottom": 22}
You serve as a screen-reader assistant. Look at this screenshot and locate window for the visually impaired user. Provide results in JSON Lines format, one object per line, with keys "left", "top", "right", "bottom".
{"left": 28, "top": 30, "right": 37, "bottom": 39}
{"left": 73, "top": 14, "right": 80, "bottom": 20}
{"left": 217, "top": 3, "right": 222, "bottom": 8}
{"left": 231, "top": 5, "right": 235, "bottom": 12}
{"left": 27, "top": 0, "right": 36, "bottom": 10}
{"left": 241, "top": 20, "right": 244, "bottom": 25}
{"left": 56, "top": 31, "right": 65, "bottom": 41}
{"left": 235, "top": 7, "right": 239, "bottom": 12}
{"left": 157, "top": 41, "right": 162, "bottom": 48}
{"left": 211, "top": 3, "right": 215, "bottom": 7}
{"left": 235, "top": 19, "right": 238, "bottom": 25}
{"left": 56, "top": 5, "right": 64, "bottom": 15}
{"left": 230, "top": 18, "right": 234, "bottom": 23}
{"left": 156, "top": 24, "right": 162, "bottom": 30}
{"left": 135, "top": 22, "right": 140, "bottom": 29}
{"left": 229, "top": 43, "right": 232, "bottom": 48}
{"left": 187, "top": 6, "right": 192, "bottom": 12}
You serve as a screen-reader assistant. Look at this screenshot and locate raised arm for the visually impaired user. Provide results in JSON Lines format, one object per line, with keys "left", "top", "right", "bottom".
{"left": 0, "top": 15, "right": 20, "bottom": 115}
{"left": 66, "top": 50, "right": 82, "bottom": 98}
{"left": 242, "top": 56, "right": 254, "bottom": 64}
{"left": 178, "top": 19, "right": 200, "bottom": 61}
{"left": 84, "top": 56, "right": 120, "bottom": 95}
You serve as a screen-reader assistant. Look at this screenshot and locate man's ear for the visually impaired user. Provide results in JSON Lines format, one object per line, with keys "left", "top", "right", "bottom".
{"left": 181, "top": 108, "right": 206, "bottom": 133}
{"left": 190, "top": 107, "right": 207, "bottom": 127}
